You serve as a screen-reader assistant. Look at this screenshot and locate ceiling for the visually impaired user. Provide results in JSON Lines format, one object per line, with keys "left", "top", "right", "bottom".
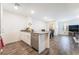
{"left": 2, "top": 3, "right": 79, "bottom": 21}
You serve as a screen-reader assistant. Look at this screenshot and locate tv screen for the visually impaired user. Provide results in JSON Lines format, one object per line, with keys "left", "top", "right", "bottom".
{"left": 69, "top": 25, "right": 79, "bottom": 32}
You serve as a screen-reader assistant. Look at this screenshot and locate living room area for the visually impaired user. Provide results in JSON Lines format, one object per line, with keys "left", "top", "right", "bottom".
{"left": 49, "top": 16, "right": 79, "bottom": 55}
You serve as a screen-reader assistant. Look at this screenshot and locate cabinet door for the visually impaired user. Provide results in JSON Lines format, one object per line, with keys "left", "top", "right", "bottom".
{"left": 20, "top": 32, "right": 31, "bottom": 45}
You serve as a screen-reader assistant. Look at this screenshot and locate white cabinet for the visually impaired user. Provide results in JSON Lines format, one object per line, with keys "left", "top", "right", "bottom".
{"left": 20, "top": 32, "right": 31, "bottom": 46}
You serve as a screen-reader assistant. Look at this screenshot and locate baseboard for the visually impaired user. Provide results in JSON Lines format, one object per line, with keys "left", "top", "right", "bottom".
{"left": 6, "top": 40, "right": 21, "bottom": 46}
{"left": 58, "top": 34, "right": 68, "bottom": 36}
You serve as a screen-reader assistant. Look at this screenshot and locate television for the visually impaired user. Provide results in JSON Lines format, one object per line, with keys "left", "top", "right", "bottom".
{"left": 69, "top": 25, "right": 79, "bottom": 32}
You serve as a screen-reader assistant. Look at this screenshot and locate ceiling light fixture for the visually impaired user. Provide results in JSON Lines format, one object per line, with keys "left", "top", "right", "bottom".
{"left": 31, "top": 10, "right": 35, "bottom": 14}
{"left": 14, "top": 3, "right": 20, "bottom": 10}
{"left": 43, "top": 16, "right": 48, "bottom": 19}
{"left": 76, "top": 15, "right": 79, "bottom": 18}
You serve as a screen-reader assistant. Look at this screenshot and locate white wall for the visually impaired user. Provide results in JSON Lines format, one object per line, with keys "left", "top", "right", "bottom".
{"left": 1, "top": 10, "right": 31, "bottom": 44}
{"left": 67, "top": 18, "right": 79, "bottom": 25}
{"left": 32, "top": 20, "right": 46, "bottom": 32}
{"left": 58, "top": 21, "right": 64, "bottom": 35}
{"left": 57, "top": 18, "right": 79, "bottom": 35}
{"left": 45, "top": 21, "right": 58, "bottom": 35}
{"left": 1, "top": 9, "right": 46, "bottom": 45}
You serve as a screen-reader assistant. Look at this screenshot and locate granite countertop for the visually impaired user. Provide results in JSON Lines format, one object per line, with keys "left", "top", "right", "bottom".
{"left": 33, "top": 31, "right": 48, "bottom": 34}
{"left": 21, "top": 30, "right": 32, "bottom": 33}
{"left": 21, "top": 30, "right": 49, "bottom": 34}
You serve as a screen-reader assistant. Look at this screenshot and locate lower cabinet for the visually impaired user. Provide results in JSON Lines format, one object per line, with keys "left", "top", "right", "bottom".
{"left": 20, "top": 32, "right": 31, "bottom": 46}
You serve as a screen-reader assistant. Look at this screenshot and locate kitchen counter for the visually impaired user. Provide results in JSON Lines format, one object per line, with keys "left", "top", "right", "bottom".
{"left": 20, "top": 31, "right": 31, "bottom": 46}
{"left": 21, "top": 30, "right": 32, "bottom": 33}
{"left": 33, "top": 31, "right": 49, "bottom": 34}
{"left": 20, "top": 30, "right": 49, "bottom": 54}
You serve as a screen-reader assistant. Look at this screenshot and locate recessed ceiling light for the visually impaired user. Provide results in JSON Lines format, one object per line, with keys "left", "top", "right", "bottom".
{"left": 43, "top": 16, "right": 48, "bottom": 19}
{"left": 14, "top": 5, "right": 18, "bottom": 10}
{"left": 31, "top": 10, "right": 35, "bottom": 14}
{"left": 14, "top": 3, "right": 20, "bottom": 10}
{"left": 76, "top": 15, "right": 79, "bottom": 18}
{"left": 43, "top": 16, "right": 54, "bottom": 21}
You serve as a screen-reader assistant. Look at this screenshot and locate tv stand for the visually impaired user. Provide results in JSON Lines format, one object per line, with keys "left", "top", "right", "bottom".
{"left": 69, "top": 31, "right": 79, "bottom": 36}
{"left": 69, "top": 31, "right": 76, "bottom": 36}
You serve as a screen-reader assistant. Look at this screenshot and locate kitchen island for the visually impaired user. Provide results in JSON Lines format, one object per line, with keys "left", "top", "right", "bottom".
{"left": 31, "top": 32, "right": 49, "bottom": 54}
{"left": 20, "top": 30, "right": 49, "bottom": 54}
{"left": 20, "top": 30, "right": 31, "bottom": 46}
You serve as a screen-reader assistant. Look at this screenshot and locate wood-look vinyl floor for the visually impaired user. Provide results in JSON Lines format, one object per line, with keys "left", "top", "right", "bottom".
{"left": 50, "top": 35, "right": 79, "bottom": 55}
{"left": 0, "top": 41, "right": 38, "bottom": 55}
{"left": 1, "top": 35, "right": 79, "bottom": 55}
